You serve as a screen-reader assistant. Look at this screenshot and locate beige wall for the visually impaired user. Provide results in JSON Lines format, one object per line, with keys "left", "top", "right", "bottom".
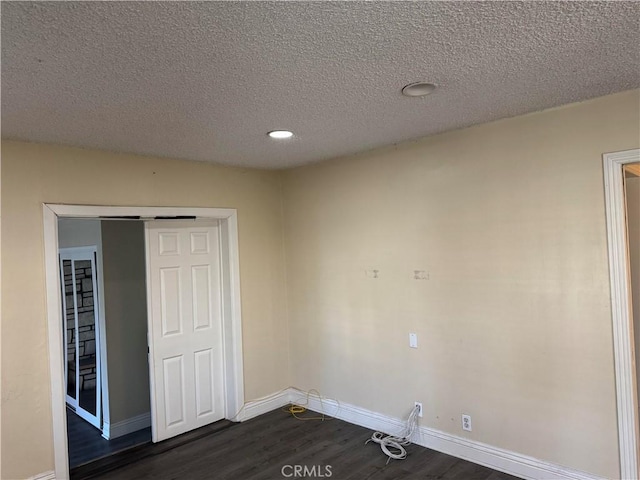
{"left": 281, "top": 89, "right": 640, "bottom": 478}
{"left": 101, "top": 220, "right": 150, "bottom": 425}
{"left": 627, "top": 174, "right": 640, "bottom": 409}
{"left": 0, "top": 143, "right": 289, "bottom": 478}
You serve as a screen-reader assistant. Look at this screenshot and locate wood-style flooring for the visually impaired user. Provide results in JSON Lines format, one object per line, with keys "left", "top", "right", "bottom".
{"left": 67, "top": 407, "right": 151, "bottom": 468}
{"left": 81, "top": 407, "right": 521, "bottom": 480}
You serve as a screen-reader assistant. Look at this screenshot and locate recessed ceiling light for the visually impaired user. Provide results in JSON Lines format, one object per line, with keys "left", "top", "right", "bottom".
{"left": 401, "top": 82, "right": 437, "bottom": 97}
{"left": 267, "top": 130, "right": 294, "bottom": 139}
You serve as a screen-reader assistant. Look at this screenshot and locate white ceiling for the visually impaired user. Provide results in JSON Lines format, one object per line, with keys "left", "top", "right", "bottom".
{"left": 2, "top": 1, "right": 639, "bottom": 169}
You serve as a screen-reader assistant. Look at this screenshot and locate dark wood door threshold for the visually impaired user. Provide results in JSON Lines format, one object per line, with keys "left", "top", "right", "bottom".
{"left": 70, "top": 419, "right": 236, "bottom": 480}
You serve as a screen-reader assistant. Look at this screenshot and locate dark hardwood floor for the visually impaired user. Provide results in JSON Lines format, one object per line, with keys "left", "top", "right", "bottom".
{"left": 84, "top": 408, "right": 521, "bottom": 480}
{"left": 67, "top": 407, "right": 151, "bottom": 468}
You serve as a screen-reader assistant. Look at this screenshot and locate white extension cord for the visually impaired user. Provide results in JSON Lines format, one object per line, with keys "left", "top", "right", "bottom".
{"left": 365, "top": 404, "right": 420, "bottom": 464}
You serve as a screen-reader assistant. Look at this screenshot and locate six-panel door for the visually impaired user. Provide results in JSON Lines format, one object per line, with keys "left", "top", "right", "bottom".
{"left": 146, "top": 221, "right": 224, "bottom": 442}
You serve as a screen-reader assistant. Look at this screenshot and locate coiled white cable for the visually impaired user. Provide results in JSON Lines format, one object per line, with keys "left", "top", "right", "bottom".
{"left": 365, "top": 404, "right": 420, "bottom": 464}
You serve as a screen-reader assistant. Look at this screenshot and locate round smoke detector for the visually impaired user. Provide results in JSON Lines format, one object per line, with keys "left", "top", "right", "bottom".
{"left": 401, "top": 82, "right": 437, "bottom": 97}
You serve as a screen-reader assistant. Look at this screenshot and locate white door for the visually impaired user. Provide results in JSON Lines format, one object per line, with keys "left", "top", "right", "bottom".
{"left": 146, "top": 220, "right": 225, "bottom": 442}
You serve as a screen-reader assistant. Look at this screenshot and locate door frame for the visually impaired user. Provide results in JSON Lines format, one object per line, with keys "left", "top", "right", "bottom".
{"left": 43, "top": 204, "right": 245, "bottom": 480}
{"left": 603, "top": 149, "right": 640, "bottom": 479}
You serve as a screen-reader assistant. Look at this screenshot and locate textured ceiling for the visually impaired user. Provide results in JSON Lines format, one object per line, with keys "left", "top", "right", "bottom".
{"left": 2, "top": 1, "right": 639, "bottom": 169}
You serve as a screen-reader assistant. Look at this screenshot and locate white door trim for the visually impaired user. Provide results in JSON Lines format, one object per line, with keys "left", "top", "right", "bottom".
{"left": 603, "top": 149, "right": 640, "bottom": 479}
{"left": 43, "top": 204, "right": 244, "bottom": 480}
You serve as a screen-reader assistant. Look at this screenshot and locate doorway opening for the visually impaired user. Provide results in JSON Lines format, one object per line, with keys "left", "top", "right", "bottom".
{"left": 624, "top": 163, "right": 640, "bottom": 471}
{"left": 603, "top": 149, "right": 640, "bottom": 479}
{"left": 44, "top": 205, "right": 245, "bottom": 480}
{"left": 58, "top": 219, "right": 153, "bottom": 470}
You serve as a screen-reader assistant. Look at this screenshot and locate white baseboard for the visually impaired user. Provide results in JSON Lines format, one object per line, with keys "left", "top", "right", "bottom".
{"left": 42, "top": 390, "right": 606, "bottom": 480}
{"left": 28, "top": 471, "right": 56, "bottom": 480}
{"left": 102, "top": 412, "right": 151, "bottom": 440}
{"left": 290, "top": 389, "right": 605, "bottom": 480}
{"left": 413, "top": 427, "right": 604, "bottom": 480}
{"left": 235, "top": 389, "right": 291, "bottom": 422}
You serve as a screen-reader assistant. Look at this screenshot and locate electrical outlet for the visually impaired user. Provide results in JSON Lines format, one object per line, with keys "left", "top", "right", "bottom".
{"left": 414, "top": 402, "right": 423, "bottom": 418}
{"left": 462, "top": 414, "right": 472, "bottom": 431}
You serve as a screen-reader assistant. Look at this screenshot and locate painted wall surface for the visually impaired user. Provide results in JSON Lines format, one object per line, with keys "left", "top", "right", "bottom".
{"left": 0, "top": 143, "right": 289, "bottom": 479}
{"left": 281, "top": 89, "right": 640, "bottom": 478}
{"left": 58, "top": 218, "right": 102, "bottom": 248}
{"left": 101, "top": 220, "right": 150, "bottom": 425}
{"left": 627, "top": 175, "right": 640, "bottom": 408}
